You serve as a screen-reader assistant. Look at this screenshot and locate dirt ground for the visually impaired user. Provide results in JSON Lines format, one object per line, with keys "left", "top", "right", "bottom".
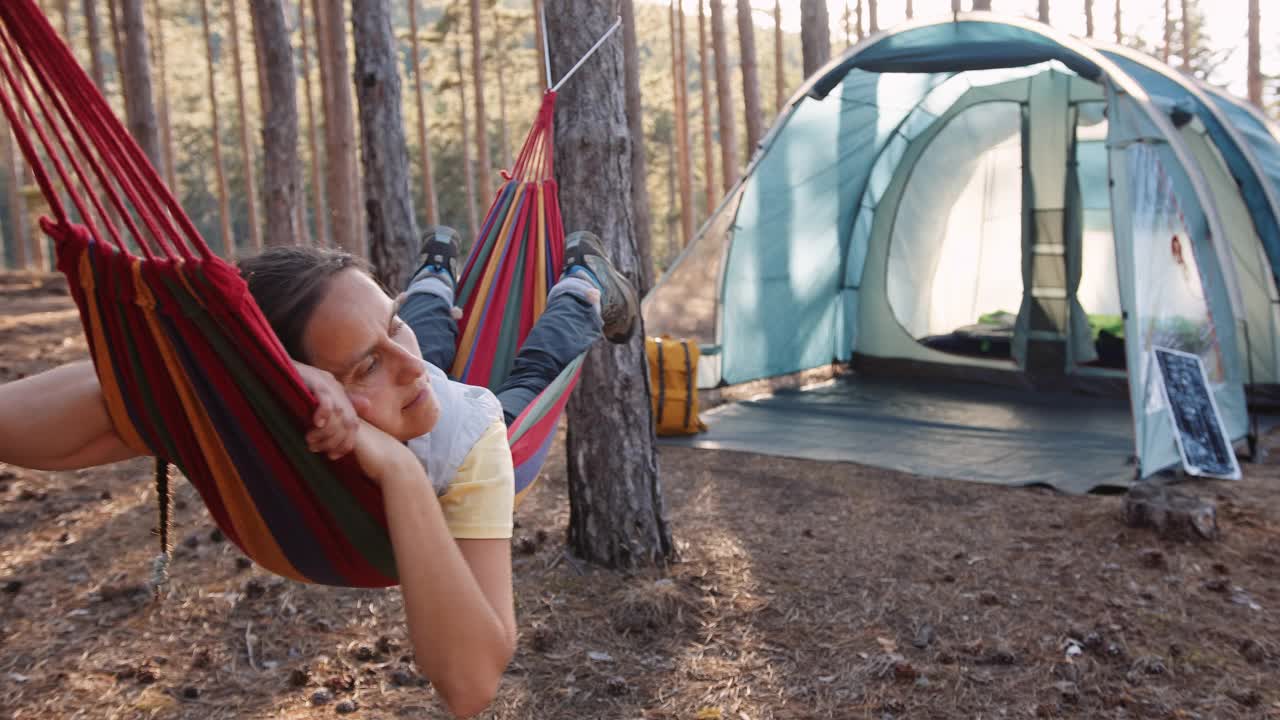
{"left": 1, "top": 271, "right": 1279, "bottom": 720}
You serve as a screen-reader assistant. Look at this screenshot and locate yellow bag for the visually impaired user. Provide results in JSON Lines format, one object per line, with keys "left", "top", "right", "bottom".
{"left": 645, "top": 336, "right": 707, "bottom": 436}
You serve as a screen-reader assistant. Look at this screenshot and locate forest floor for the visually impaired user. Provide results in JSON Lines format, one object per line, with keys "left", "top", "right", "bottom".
{"left": 1, "top": 270, "right": 1279, "bottom": 720}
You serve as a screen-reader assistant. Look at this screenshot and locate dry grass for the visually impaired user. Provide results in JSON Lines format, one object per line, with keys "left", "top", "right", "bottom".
{"left": 2, "top": 272, "right": 1280, "bottom": 719}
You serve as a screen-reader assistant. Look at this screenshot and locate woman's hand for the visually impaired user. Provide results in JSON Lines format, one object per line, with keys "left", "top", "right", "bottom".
{"left": 293, "top": 360, "right": 370, "bottom": 460}
{"left": 350, "top": 419, "right": 420, "bottom": 487}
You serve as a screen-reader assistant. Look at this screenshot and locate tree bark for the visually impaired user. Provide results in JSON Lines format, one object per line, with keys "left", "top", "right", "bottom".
{"left": 227, "top": 0, "right": 263, "bottom": 252}
{"left": 319, "top": 0, "right": 360, "bottom": 254}
{"left": 842, "top": 2, "right": 851, "bottom": 46}
{"left": 407, "top": 0, "right": 438, "bottom": 226}
{"left": 772, "top": 0, "right": 784, "bottom": 114}
{"left": 2, "top": 127, "right": 29, "bottom": 270}
{"left": 905, "top": 0, "right": 913, "bottom": 19}
{"left": 709, "top": 0, "right": 738, "bottom": 193}
{"left": 200, "top": 0, "right": 236, "bottom": 258}
{"left": 855, "top": 0, "right": 863, "bottom": 40}
{"left": 800, "top": 0, "right": 830, "bottom": 78}
{"left": 469, "top": 0, "right": 493, "bottom": 197}
{"left": 82, "top": 0, "right": 106, "bottom": 90}
{"left": 672, "top": 1, "right": 694, "bottom": 248}
{"left": 700, "top": 1, "right": 718, "bottom": 217}
{"left": 299, "top": 0, "right": 328, "bottom": 245}
{"left": 532, "top": 0, "right": 548, "bottom": 90}
{"left": 868, "top": 0, "right": 878, "bottom": 33}
{"left": 736, "top": 0, "right": 763, "bottom": 156}
{"left": 250, "top": 0, "right": 303, "bottom": 247}
{"left": 106, "top": 0, "right": 126, "bottom": 98}
{"left": 119, "top": 0, "right": 162, "bottom": 172}
{"left": 59, "top": 0, "right": 72, "bottom": 37}
{"left": 1162, "top": 0, "right": 1172, "bottom": 64}
{"left": 352, "top": 0, "right": 419, "bottom": 291}
{"left": 149, "top": 0, "right": 175, "bottom": 190}
{"left": 496, "top": 32, "right": 512, "bottom": 169}
{"left": 1038, "top": 0, "right": 1049, "bottom": 23}
{"left": 1179, "top": 0, "right": 1191, "bottom": 71}
{"left": 1246, "top": 0, "right": 1261, "bottom": 106}
{"left": 972, "top": 0, "right": 992, "bottom": 11}
{"left": 455, "top": 43, "right": 480, "bottom": 240}
{"left": 546, "top": 0, "right": 673, "bottom": 570}
{"left": 620, "top": 0, "right": 653, "bottom": 292}
{"left": 1114, "top": 0, "right": 1122, "bottom": 42}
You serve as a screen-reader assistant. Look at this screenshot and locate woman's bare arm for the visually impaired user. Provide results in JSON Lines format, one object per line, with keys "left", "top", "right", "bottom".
{"left": 0, "top": 361, "right": 139, "bottom": 470}
{"left": 354, "top": 424, "right": 515, "bottom": 718}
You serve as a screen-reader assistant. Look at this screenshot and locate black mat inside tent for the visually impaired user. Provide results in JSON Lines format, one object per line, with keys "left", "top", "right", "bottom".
{"left": 659, "top": 375, "right": 1136, "bottom": 494}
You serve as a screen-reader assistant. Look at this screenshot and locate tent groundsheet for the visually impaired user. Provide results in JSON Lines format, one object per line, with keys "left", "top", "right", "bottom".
{"left": 660, "top": 376, "right": 1135, "bottom": 494}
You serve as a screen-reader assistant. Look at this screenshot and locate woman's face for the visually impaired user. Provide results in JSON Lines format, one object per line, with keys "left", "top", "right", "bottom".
{"left": 300, "top": 269, "right": 441, "bottom": 442}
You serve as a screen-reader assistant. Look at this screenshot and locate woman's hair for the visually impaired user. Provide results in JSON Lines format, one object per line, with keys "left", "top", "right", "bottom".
{"left": 238, "top": 246, "right": 371, "bottom": 361}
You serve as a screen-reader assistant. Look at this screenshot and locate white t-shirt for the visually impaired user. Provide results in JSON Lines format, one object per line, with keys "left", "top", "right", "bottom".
{"left": 406, "top": 362, "right": 503, "bottom": 495}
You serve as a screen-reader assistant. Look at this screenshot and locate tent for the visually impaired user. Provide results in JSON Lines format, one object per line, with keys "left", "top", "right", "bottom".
{"left": 644, "top": 14, "right": 1280, "bottom": 483}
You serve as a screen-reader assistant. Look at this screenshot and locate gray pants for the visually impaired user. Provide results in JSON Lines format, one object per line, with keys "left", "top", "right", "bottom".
{"left": 398, "top": 282, "right": 602, "bottom": 425}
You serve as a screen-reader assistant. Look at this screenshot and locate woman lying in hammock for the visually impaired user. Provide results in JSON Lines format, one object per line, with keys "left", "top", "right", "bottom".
{"left": 0, "top": 227, "right": 638, "bottom": 718}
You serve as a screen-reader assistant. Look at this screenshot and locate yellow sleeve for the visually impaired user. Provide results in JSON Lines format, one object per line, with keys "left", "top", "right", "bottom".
{"left": 438, "top": 419, "right": 514, "bottom": 540}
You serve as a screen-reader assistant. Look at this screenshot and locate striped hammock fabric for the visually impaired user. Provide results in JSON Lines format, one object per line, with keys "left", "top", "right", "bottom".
{"left": 0, "top": 0, "right": 580, "bottom": 587}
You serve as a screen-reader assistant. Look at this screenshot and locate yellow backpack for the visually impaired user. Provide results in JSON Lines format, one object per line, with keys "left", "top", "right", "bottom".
{"left": 644, "top": 337, "right": 708, "bottom": 436}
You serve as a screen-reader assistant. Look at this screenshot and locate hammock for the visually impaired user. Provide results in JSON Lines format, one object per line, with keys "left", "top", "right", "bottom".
{"left": 0, "top": 0, "right": 580, "bottom": 588}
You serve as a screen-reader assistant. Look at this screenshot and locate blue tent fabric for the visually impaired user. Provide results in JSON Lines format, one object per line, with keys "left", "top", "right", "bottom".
{"left": 809, "top": 22, "right": 1102, "bottom": 99}
{"left": 1100, "top": 51, "right": 1280, "bottom": 292}
{"left": 1203, "top": 90, "right": 1280, "bottom": 217}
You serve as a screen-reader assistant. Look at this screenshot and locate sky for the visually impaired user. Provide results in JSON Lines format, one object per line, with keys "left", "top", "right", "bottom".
{"left": 662, "top": 0, "right": 1277, "bottom": 100}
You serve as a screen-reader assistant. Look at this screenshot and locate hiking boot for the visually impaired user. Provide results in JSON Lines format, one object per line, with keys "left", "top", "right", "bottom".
{"left": 562, "top": 231, "right": 639, "bottom": 344}
{"left": 411, "top": 225, "right": 462, "bottom": 289}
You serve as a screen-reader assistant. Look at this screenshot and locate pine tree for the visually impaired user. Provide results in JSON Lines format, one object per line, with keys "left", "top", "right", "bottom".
{"left": 621, "top": 0, "right": 654, "bottom": 290}
{"left": 736, "top": 0, "right": 763, "bottom": 156}
{"left": 407, "top": 0, "right": 439, "bottom": 226}
{"left": 299, "top": 0, "right": 328, "bottom": 245}
{"left": 547, "top": 0, "right": 673, "bottom": 570}
{"left": 199, "top": 0, "right": 235, "bottom": 257}
{"left": 1247, "top": 0, "right": 1261, "bottom": 106}
{"left": 671, "top": 1, "right": 693, "bottom": 247}
{"left": 699, "top": 0, "right": 717, "bottom": 217}
{"left": 82, "top": 0, "right": 106, "bottom": 89}
{"left": 469, "top": 0, "right": 493, "bottom": 196}
{"left": 772, "top": 0, "right": 784, "bottom": 113}
{"left": 149, "top": 0, "right": 175, "bottom": 189}
{"left": 250, "top": 0, "right": 304, "bottom": 247}
{"left": 2, "top": 126, "right": 29, "bottom": 269}
{"left": 800, "top": 0, "right": 830, "bottom": 77}
{"left": 318, "top": 0, "right": 360, "bottom": 254}
{"left": 353, "top": 0, "right": 419, "bottom": 289}
{"left": 227, "top": 0, "right": 262, "bottom": 251}
{"left": 710, "top": 0, "right": 738, "bottom": 192}
{"left": 119, "top": 0, "right": 162, "bottom": 172}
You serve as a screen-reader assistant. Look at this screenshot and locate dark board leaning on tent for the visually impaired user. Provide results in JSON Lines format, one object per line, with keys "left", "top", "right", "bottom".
{"left": 1153, "top": 347, "right": 1240, "bottom": 479}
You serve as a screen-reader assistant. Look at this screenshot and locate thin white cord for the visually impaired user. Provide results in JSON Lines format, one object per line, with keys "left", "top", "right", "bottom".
{"left": 550, "top": 16, "right": 623, "bottom": 93}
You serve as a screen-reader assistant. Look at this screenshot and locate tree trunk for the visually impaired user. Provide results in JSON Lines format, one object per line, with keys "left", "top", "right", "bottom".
{"left": 118, "top": 0, "right": 162, "bottom": 173}
{"left": 868, "top": 0, "right": 878, "bottom": 33}
{"left": 905, "top": 0, "right": 913, "bottom": 19}
{"left": 468, "top": 0, "right": 492, "bottom": 197}
{"left": 200, "top": 0, "right": 236, "bottom": 258}
{"left": 700, "top": 1, "right": 718, "bottom": 217}
{"left": 250, "top": 0, "right": 303, "bottom": 247}
{"left": 106, "top": 0, "right": 126, "bottom": 98}
{"left": 496, "top": 35, "right": 512, "bottom": 169}
{"left": 672, "top": 1, "right": 694, "bottom": 248}
{"left": 149, "top": 0, "right": 175, "bottom": 190}
{"left": 709, "top": 0, "right": 738, "bottom": 193}
{"left": 299, "top": 0, "right": 328, "bottom": 245}
{"left": 1246, "top": 0, "right": 1261, "bottom": 106}
{"left": 83, "top": 0, "right": 106, "bottom": 89}
{"left": 455, "top": 43, "right": 480, "bottom": 240}
{"left": 972, "top": 0, "right": 992, "bottom": 11}
{"left": 59, "top": 0, "right": 72, "bottom": 37}
{"left": 1179, "top": 0, "right": 1191, "bottom": 70}
{"left": 620, "top": 0, "right": 653, "bottom": 292}
{"left": 1113, "top": 0, "right": 1121, "bottom": 42}
{"left": 736, "top": 0, "right": 763, "bottom": 156}
{"left": 800, "top": 0, "right": 830, "bottom": 78}
{"left": 227, "top": 0, "right": 262, "bottom": 252}
{"left": 352, "top": 0, "right": 419, "bottom": 290}
{"left": 319, "top": 0, "right": 360, "bottom": 254}
{"left": 1162, "top": 0, "right": 1171, "bottom": 64}
{"left": 842, "top": 2, "right": 851, "bottom": 46}
{"left": 407, "top": 0, "right": 438, "bottom": 226}
{"left": 547, "top": 0, "right": 673, "bottom": 570}
{"left": 1038, "top": 0, "right": 1049, "bottom": 23}
{"left": 855, "top": 0, "right": 863, "bottom": 40}
{"left": 772, "top": 0, "right": 784, "bottom": 114}
{"left": 1085, "top": 0, "right": 1094, "bottom": 37}
{"left": 532, "top": 0, "right": 548, "bottom": 90}
{"left": 2, "top": 127, "right": 29, "bottom": 270}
